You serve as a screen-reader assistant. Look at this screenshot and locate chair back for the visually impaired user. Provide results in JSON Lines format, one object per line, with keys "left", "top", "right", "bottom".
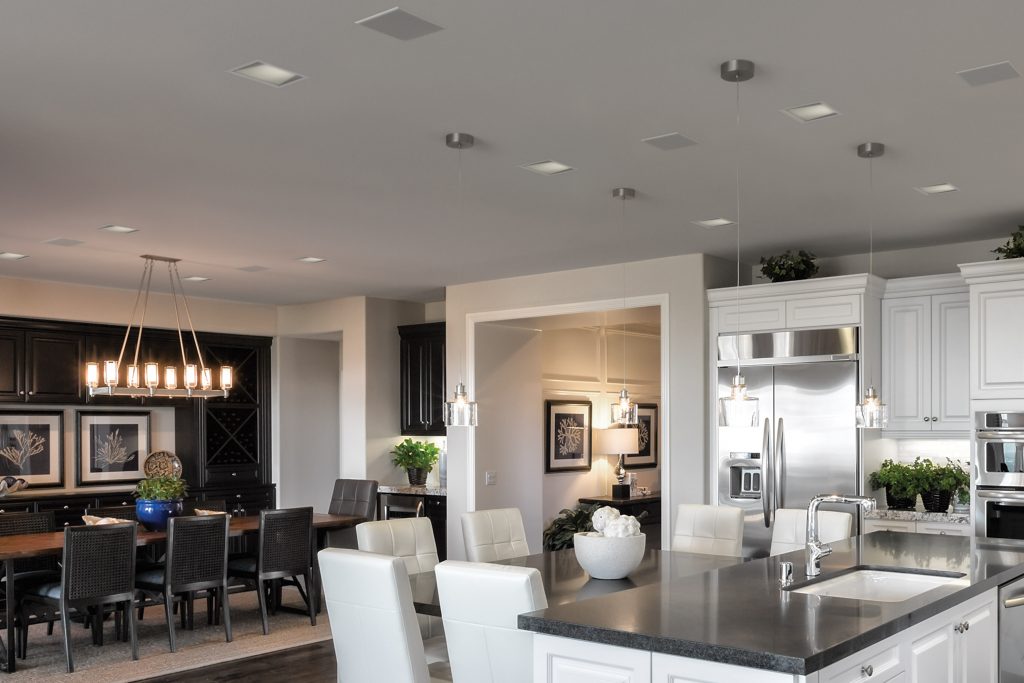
{"left": 770, "top": 508, "right": 853, "bottom": 556}
{"left": 258, "top": 507, "right": 314, "bottom": 578}
{"left": 87, "top": 506, "right": 137, "bottom": 522}
{"left": 671, "top": 504, "right": 744, "bottom": 557}
{"left": 182, "top": 499, "right": 227, "bottom": 515}
{"left": 356, "top": 517, "right": 438, "bottom": 574}
{"left": 328, "top": 479, "right": 378, "bottom": 519}
{"left": 435, "top": 560, "right": 546, "bottom": 683}
{"left": 461, "top": 508, "right": 530, "bottom": 563}
{"left": 61, "top": 523, "right": 137, "bottom": 604}
{"left": 166, "top": 514, "right": 229, "bottom": 591}
{"left": 318, "top": 548, "right": 431, "bottom": 683}
{"left": 0, "top": 511, "right": 56, "bottom": 574}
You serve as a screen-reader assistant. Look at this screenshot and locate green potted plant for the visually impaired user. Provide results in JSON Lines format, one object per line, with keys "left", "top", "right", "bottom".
{"left": 758, "top": 250, "right": 819, "bottom": 283}
{"left": 915, "top": 458, "right": 970, "bottom": 513}
{"left": 993, "top": 226, "right": 1024, "bottom": 260}
{"left": 543, "top": 504, "right": 598, "bottom": 550}
{"left": 390, "top": 438, "right": 440, "bottom": 486}
{"left": 134, "top": 475, "right": 187, "bottom": 530}
{"left": 952, "top": 487, "right": 971, "bottom": 514}
{"left": 868, "top": 459, "right": 917, "bottom": 510}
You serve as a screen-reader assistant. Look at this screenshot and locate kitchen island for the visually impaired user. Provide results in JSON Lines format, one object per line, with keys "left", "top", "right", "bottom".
{"left": 520, "top": 532, "right": 1024, "bottom": 682}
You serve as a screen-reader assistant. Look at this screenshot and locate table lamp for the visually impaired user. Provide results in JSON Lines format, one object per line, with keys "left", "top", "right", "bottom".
{"left": 594, "top": 427, "right": 640, "bottom": 499}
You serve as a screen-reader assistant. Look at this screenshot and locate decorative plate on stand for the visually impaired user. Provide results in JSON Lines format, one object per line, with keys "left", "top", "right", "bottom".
{"left": 143, "top": 451, "right": 183, "bottom": 478}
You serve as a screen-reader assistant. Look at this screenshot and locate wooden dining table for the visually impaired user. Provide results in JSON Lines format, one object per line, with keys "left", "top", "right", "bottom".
{"left": 0, "top": 512, "right": 364, "bottom": 673}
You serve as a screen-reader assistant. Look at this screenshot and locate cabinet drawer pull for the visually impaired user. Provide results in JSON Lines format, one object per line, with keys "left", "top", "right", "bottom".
{"left": 27, "top": 391, "right": 34, "bottom": 396}
{"left": 17, "top": 391, "right": 24, "bottom": 396}
{"left": 63, "top": 505, "right": 69, "bottom": 510}
{"left": 963, "top": 620, "right": 969, "bottom": 631}
{"left": 932, "top": 416, "right": 938, "bottom": 422}
{"left": 236, "top": 494, "right": 242, "bottom": 499}
{"left": 63, "top": 522, "right": 69, "bottom": 527}
{"left": 861, "top": 664, "right": 873, "bottom": 677}
{"left": 924, "top": 417, "right": 931, "bottom": 422}
{"left": 121, "top": 502, "right": 127, "bottom": 506}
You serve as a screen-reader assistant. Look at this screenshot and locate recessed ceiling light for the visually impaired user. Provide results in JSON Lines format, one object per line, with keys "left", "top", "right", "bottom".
{"left": 957, "top": 61, "right": 1020, "bottom": 87}
{"left": 782, "top": 102, "right": 840, "bottom": 123}
{"left": 0, "top": 252, "right": 28, "bottom": 260}
{"left": 100, "top": 224, "right": 138, "bottom": 234}
{"left": 44, "top": 238, "right": 83, "bottom": 247}
{"left": 642, "top": 132, "right": 697, "bottom": 151}
{"left": 182, "top": 276, "right": 210, "bottom": 282}
{"left": 229, "top": 61, "right": 305, "bottom": 88}
{"left": 297, "top": 257, "right": 325, "bottom": 264}
{"left": 355, "top": 7, "right": 444, "bottom": 41}
{"left": 692, "top": 218, "right": 735, "bottom": 228}
{"left": 915, "top": 183, "right": 959, "bottom": 195}
{"left": 238, "top": 265, "right": 269, "bottom": 272}
{"left": 520, "top": 160, "right": 574, "bottom": 176}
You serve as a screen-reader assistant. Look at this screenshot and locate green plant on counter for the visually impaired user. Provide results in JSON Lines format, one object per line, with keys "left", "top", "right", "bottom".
{"left": 543, "top": 503, "right": 599, "bottom": 551}
{"left": 390, "top": 438, "right": 440, "bottom": 472}
{"left": 993, "top": 226, "right": 1024, "bottom": 260}
{"left": 134, "top": 475, "right": 187, "bottom": 501}
{"left": 868, "top": 459, "right": 917, "bottom": 501}
{"left": 912, "top": 457, "right": 969, "bottom": 494}
{"left": 758, "top": 250, "right": 819, "bottom": 283}
{"left": 955, "top": 488, "right": 970, "bottom": 505}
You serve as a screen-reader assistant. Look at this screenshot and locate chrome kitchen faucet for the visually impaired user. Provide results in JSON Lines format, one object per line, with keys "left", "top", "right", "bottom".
{"left": 806, "top": 494, "right": 876, "bottom": 577}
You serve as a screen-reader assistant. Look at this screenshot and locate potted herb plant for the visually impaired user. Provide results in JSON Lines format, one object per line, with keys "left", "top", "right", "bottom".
{"left": 868, "top": 459, "right": 917, "bottom": 511}
{"left": 758, "top": 250, "right": 819, "bottom": 283}
{"left": 543, "top": 503, "right": 598, "bottom": 550}
{"left": 993, "top": 226, "right": 1024, "bottom": 260}
{"left": 915, "top": 458, "right": 970, "bottom": 514}
{"left": 390, "top": 438, "right": 440, "bottom": 486}
{"left": 134, "top": 475, "right": 187, "bottom": 531}
{"left": 952, "top": 487, "right": 971, "bottom": 514}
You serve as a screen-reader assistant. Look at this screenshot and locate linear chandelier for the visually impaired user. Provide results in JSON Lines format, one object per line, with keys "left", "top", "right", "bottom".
{"left": 86, "top": 255, "right": 233, "bottom": 399}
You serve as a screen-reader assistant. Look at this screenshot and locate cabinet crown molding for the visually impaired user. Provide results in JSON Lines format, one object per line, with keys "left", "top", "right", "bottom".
{"left": 707, "top": 273, "right": 885, "bottom": 306}
{"left": 959, "top": 259, "right": 1024, "bottom": 285}
{"left": 883, "top": 273, "right": 967, "bottom": 297}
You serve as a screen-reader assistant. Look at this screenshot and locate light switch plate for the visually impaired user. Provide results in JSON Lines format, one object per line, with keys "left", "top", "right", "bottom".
{"left": 485, "top": 471, "right": 496, "bottom": 486}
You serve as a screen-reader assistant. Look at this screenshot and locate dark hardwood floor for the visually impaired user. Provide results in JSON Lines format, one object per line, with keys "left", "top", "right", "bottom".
{"left": 141, "top": 640, "right": 336, "bottom": 682}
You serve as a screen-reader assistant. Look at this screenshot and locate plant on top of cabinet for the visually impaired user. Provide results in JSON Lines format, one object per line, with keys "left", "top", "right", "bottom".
{"left": 868, "top": 459, "right": 918, "bottom": 510}
{"left": 992, "top": 226, "right": 1024, "bottom": 259}
{"left": 912, "top": 457, "right": 969, "bottom": 513}
{"left": 758, "top": 249, "right": 819, "bottom": 283}
{"left": 390, "top": 438, "right": 440, "bottom": 486}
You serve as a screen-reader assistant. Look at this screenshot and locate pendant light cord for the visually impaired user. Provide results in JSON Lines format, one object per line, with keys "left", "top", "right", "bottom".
{"left": 867, "top": 154, "right": 875, "bottom": 389}
{"left": 734, "top": 80, "right": 743, "bottom": 382}
{"left": 457, "top": 144, "right": 466, "bottom": 387}
{"left": 621, "top": 194, "right": 628, "bottom": 394}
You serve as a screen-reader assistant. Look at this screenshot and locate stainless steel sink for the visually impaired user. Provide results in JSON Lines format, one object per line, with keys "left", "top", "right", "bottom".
{"left": 789, "top": 569, "right": 968, "bottom": 603}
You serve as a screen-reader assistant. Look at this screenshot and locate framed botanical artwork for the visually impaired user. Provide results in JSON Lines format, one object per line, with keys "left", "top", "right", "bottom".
{"left": 76, "top": 411, "right": 151, "bottom": 486}
{"left": 626, "top": 403, "right": 658, "bottom": 469}
{"left": 545, "top": 400, "right": 592, "bottom": 473}
{"left": 0, "top": 412, "right": 63, "bottom": 487}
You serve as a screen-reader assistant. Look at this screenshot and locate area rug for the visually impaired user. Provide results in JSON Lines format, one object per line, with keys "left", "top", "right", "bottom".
{"left": 7, "top": 591, "right": 332, "bottom": 682}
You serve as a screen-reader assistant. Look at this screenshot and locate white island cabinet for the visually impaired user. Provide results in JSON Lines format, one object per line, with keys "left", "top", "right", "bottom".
{"left": 532, "top": 588, "right": 997, "bottom": 683}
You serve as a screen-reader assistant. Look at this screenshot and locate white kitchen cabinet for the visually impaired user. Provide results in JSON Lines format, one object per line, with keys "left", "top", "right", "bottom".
{"left": 819, "top": 637, "right": 903, "bottom": 683}
{"left": 863, "top": 519, "right": 969, "bottom": 536}
{"left": 716, "top": 301, "right": 787, "bottom": 334}
{"left": 786, "top": 294, "right": 861, "bottom": 329}
{"left": 957, "top": 594, "right": 997, "bottom": 683}
{"left": 881, "top": 277, "right": 969, "bottom": 435}
{"left": 914, "top": 521, "right": 970, "bottom": 537}
{"left": 863, "top": 519, "right": 917, "bottom": 534}
{"left": 535, "top": 634, "right": 651, "bottom": 683}
{"left": 909, "top": 588, "right": 996, "bottom": 683}
{"left": 909, "top": 620, "right": 955, "bottom": 683}
{"left": 652, "top": 654, "right": 799, "bottom": 682}
{"left": 959, "top": 259, "right": 1024, "bottom": 400}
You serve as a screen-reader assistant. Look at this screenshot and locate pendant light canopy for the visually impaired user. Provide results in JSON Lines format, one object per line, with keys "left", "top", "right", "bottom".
{"left": 611, "top": 187, "right": 638, "bottom": 426}
{"left": 717, "top": 59, "right": 760, "bottom": 428}
{"left": 443, "top": 132, "right": 478, "bottom": 428}
{"left": 854, "top": 141, "right": 888, "bottom": 429}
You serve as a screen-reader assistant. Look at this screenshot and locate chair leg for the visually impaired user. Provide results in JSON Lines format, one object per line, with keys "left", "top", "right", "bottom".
{"left": 207, "top": 592, "right": 214, "bottom": 626}
{"left": 46, "top": 621, "right": 54, "bottom": 636}
{"left": 188, "top": 592, "right": 195, "bottom": 630}
{"left": 163, "top": 589, "right": 177, "bottom": 653}
{"left": 126, "top": 599, "right": 138, "bottom": 661}
{"left": 303, "top": 573, "right": 316, "bottom": 627}
{"left": 255, "top": 579, "right": 269, "bottom": 635}
{"left": 60, "top": 607, "right": 74, "bottom": 674}
{"left": 138, "top": 603, "right": 145, "bottom": 621}
{"left": 221, "top": 586, "right": 232, "bottom": 643}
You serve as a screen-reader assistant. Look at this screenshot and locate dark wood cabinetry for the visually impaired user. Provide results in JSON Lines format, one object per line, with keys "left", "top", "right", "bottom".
{"left": 0, "top": 330, "right": 24, "bottom": 402}
{"left": 0, "top": 328, "right": 83, "bottom": 403}
{"left": 399, "top": 322, "right": 446, "bottom": 436}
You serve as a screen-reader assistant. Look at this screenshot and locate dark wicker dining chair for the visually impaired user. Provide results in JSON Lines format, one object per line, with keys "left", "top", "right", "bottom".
{"left": 18, "top": 523, "right": 139, "bottom": 673}
{"left": 0, "top": 511, "right": 59, "bottom": 659}
{"left": 227, "top": 507, "right": 315, "bottom": 635}
{"left": 135, "top": 514, "right": 231, "bottom": 652}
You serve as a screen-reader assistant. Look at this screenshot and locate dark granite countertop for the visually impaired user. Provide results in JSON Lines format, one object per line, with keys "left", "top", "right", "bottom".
{"left": 519, "top": 532, "right": 1024, "bottom": 675}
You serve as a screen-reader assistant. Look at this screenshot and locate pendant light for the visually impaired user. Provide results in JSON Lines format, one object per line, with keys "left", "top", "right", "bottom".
{"left": 854, "top": 141, "right": 889, "bottom": 429}
{"left": 610, "top": 187, "right": 639, "bottom": 426}
{"left": 717, "top": 59, "right": 760, "bottom": 428}
{"left": 442, "top": 132, "right": 478, "bottom": 428}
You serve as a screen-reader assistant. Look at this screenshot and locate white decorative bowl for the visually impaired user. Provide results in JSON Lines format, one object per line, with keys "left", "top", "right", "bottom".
{"left": 572, "top": 532, "right": 646, "bottom": 580}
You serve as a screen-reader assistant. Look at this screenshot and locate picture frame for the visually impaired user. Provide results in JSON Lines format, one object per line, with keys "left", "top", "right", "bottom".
{"left": 545, "top": 400, "right": 592, "bottom": 473}
{"left": 0, "top": 411, "right": 64, "bottom": 487}
{"left": 76, "top": 411, "right": 151, "bottom": 486}
{"left": 626, "top": 403, "right": 659, "bottom": 469}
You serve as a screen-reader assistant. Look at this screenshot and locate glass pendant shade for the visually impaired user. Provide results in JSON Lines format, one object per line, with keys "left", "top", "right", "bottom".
{"left": 855, "top": 386, "right": 889, "bottom": 429}
{"left": 184, "top": 364, "right": 199, "bottom": 390}
{"left": 201, "top": 367, "right": 213, "bottom": 391}
{"left": 719, "top": 374, "right": 760, "bottom": 427}
{"left": 220, "top": 366, "right": 233, "bottom": 391}
{"left": 164, "top": 367, "right": 178, "bottom": 390}
{"left": 443, "top": 381, "right": 478, "bottom": 427}
{"left": 103, "top": 360, "right": 118, "bottom": 387}
{"left": 611, "top": 388, "right": 638, "bottom": 426}
{"left": 145, "top": 362, "right": 160, "bottom": 389}
{"left": 86, "top": 362, "right": 99, "bottom": 389}
{"left": 127, "top": 365, "right": 140, "bottom": 389}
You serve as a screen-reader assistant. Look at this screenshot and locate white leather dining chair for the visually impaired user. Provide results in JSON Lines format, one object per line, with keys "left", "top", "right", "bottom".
{"left": 770, "top": 508, "right": 853, "bottom": 556}
{"left": 435, "top": 560, "right": 547, "bottom": 683}
{"left": 671, "top": 504, "right": 744, "bottom": 557}
{"left": 461, "top": 508, "right": 530, "bottom": 563}
{"left": 317, "top": 548, "right": 451, "bottom": 683}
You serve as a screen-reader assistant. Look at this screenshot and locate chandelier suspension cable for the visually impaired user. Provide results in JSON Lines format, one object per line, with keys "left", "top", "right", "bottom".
{"left": 116, "top": 258, "right": 152, "bottom": 369}
{"left": 130, "top": 260, "right": 155, "bottom": 370}
{"left": 167, "top": 261, "right": 190, "bottom": 371}
{"left": 173, "top": 262, "right": 208, "bottom": 373}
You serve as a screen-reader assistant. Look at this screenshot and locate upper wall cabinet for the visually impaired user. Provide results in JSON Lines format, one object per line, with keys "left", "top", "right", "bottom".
{"left": 399, "top": 322, "right": 446, "bottom": 436}
{"left": 0, "top": 330, "right": 25, "bottom": 402}
{"left": 0, "top": 328, "right": 83, "bottom": 404}
{"left": 881, "top": 275, "right": 970, "bottom": 435}
{"left": 960, "top": 260, "right": 1024, "bottom": 400}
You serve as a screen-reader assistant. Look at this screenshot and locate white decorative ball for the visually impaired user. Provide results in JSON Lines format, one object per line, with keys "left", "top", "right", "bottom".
{"left": 603, "top": 515, "right": 641, "bottom": 538}
{"left": 591, "top": 506, "right": 621, "bottom": 533}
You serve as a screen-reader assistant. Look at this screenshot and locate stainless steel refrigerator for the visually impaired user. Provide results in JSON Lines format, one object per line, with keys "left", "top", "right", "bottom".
{"left": 716, "top": 327, "right": 860, "bottom": 558}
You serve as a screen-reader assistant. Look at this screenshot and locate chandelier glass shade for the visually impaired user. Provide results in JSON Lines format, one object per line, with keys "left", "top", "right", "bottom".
{"left": 443, "top": 381, "right": 478, "bottom": 427}
{"left": 85, "top": 255, "right": 233, "bottom": 399}
{"left": 855, "top": 385, "right": 889, "bottom": 429}
{"left": 719, "top": 374, "right": 759, "bottom": 427}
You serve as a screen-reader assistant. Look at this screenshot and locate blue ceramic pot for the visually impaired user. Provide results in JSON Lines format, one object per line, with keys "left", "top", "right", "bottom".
{"left": 135, "top": 499, "right": 184, "bottom": 531}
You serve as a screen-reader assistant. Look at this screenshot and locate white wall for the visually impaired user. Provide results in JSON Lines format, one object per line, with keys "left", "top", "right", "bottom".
{"left": 277, "top": 337, "right": 340, "bottom": 511}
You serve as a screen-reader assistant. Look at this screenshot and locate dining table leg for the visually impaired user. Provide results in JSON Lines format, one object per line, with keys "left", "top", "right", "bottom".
{"left": 4, "top": 559, "right": 14, "bottom": 673}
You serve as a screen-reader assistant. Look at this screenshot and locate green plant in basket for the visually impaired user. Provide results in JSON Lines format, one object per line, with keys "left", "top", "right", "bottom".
{"left": 758, "top": 250, "right": 819, "bottom": 283}
{"left": 993, "top": 226, "right": 1024, "bottom": 260}
{"left": 134, "top": 475, "right": 187, "bottom": 501}
{"left": 868, "top": 459, "right": 917, "bottom": 505}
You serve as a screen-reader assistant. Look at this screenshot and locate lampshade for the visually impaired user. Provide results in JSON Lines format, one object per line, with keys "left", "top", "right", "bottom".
{"left": 593, "top": 427, "right": 640, "bottom": 455}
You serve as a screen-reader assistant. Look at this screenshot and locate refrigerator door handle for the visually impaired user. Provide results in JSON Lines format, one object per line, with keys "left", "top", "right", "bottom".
{"left": 775, "top": 417, "right": 785, "bottom": 511}
{"left": 762, "top": 417, "right": 773, "bottom": 528}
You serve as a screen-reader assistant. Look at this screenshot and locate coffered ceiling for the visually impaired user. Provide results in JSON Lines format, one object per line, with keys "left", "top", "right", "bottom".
{"left": 0, "top": 1, "right": 1021, "bottom": 304}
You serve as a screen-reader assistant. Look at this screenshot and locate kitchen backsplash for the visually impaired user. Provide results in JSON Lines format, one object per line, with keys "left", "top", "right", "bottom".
{"left": 894, "top": 439, "right": 970, "bottom": 466}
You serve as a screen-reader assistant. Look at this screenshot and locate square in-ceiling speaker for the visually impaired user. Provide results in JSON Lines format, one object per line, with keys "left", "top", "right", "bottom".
{"left": 355, "top": 8, "right": 443, "bottom": 40}
{"left": 957, "top": 61, "right": 1019, "bottom": 86}
{"left": 642, "top": 133, "right": 697, "bottom": 151}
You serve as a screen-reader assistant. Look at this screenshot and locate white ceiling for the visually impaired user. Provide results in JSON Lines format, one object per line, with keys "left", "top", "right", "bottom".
{"left": 1, "top": 1, "right": 1022, "bottom": 305}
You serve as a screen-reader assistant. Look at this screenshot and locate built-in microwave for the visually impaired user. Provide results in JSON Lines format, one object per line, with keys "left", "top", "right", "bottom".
{"left": 976, "top": 489, "right": 1024, "bottom": 541}
{"left": 976, "top": 412, "right": 1024, "bottom": 488}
